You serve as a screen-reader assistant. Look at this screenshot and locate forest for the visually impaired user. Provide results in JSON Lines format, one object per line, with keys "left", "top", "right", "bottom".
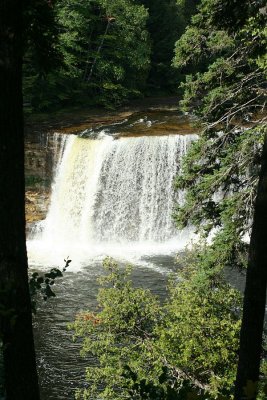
{"left": 0, "top": 0, "right": 266, "bottom": 399}
{"left": 22, "top": 0, "right": 197, "bottom": 110}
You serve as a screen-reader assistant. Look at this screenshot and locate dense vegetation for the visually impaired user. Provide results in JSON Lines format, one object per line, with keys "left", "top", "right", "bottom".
{"left": 23, "top": 0, "right": 198, "bottom": 111}
{"left": 173, "top": 0, "right": 266, "bottom": 273}
{"left": 172, "top": 2, "right": 267, "bottom": 396}
{"left": 71, "top": 257, "right": 242, "bottom": 399}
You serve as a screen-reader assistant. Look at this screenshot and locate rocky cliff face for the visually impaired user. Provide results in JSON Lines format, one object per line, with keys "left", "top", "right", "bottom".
{"left": 25, "top": 132, "right": 63, "bottom": 225}
{"left": 25, "top": 131, "right": 56, "bottom": 185}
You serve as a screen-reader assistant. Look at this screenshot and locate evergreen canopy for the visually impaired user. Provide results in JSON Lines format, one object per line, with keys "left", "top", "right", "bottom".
{"left": 173, "top": 0, "right": 267, "bottom": 271}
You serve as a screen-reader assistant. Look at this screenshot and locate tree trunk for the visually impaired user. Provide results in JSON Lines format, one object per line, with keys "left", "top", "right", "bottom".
{"left": 0, "top": 1, "right": 40, "bottom": 399}
{"left": 234, "top": 131, "right": 267, "bottom": 400}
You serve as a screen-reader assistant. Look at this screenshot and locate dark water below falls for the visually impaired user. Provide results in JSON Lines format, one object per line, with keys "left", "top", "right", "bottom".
{"left": 33, "top": 257, "right": 175, "bottom": 400}
{"left": 27, "top": 110, "right": 199, "bottom": 399}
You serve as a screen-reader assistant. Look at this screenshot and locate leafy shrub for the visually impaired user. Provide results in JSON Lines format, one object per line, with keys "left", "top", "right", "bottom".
{"left": 70, "top": 256, "right": 242, "bottom": 399}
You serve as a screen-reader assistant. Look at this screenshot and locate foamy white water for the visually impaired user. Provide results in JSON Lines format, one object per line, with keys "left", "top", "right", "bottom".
{"left": 27, "top": 132, "right": 197, "bottom": 269}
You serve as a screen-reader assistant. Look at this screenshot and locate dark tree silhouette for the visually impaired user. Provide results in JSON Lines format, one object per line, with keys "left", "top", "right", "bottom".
{"left": 0, "top": 1, "right": 40, "bottom": 398}
{"left": 235, "top": 133, "right": 267, "bottom": 400}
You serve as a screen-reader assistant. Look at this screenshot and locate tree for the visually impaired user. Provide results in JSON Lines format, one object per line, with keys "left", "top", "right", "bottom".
{"left": 23, "top": 0, "right": 62, "bottom": 111}
{"left": 234, "top": 133, "right": 267, "bottom": 399}
{"left": 173, "top": 0, "right": 267, "bottom": 398}
{"left": 23, "top": 0, "right": 201, "bottom": 111}
{"left": 176, "top": 0, "right": 199, "bottom": 26}
{"left": 135, "top": 0, "right": 199, "bottom": 94}
{"left": 0, "top": 0, "right": 40, "bottom": 398}
{"left": 136, "top": 0, "right": 183, "bottom": 94}
{"left": 24, "top": 0, "right": 151, "bottom": 110}
{"left": 70, "top": 257, "right": 241, "bottom": 399}
{"left": 87, "top": 0, "right": 150, "bottom": 106}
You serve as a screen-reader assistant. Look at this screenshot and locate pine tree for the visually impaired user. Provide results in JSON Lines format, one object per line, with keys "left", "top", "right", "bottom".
{"left": 173, "top": 1, "right": 267, "bottom": 398}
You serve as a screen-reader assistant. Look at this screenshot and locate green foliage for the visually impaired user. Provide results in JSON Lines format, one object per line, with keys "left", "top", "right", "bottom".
{"left": 29, "top": 258, "right": 71, "bottom": 312}
{"left": 71, "top": 257, "right": 162, "bottom": 399}
{"left": 23, "top": 0, "right": 200, "bottom": 110}
{"left": 157, "top": 270, "right": 241, "bottom": 395}
{"left": 136, "top": 0, "right": 191, "bottom": 94}
{"left": 173, "top": 0, "right": 267, "bottom": 272}
{"left": 70, "top": 257, "right": 241, "bottom": 399}
{"left": 173, "top": 0, "right": 266, "bottom": 121}
{"left": 23, "top": 0, "right": 61, "bottom": 73}
{"left": 92, "top": 2, "right": 149, "bottom": 105}
{"left": 24, "top": 0, "right": 151, "bottom": 110}
{"left": 22, "top": 0, "right": 62, "bottom": 109}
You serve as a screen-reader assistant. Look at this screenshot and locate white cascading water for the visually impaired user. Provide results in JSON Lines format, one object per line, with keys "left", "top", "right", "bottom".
{"left": 28, "top": 132, "right": 197, "bottom": 267}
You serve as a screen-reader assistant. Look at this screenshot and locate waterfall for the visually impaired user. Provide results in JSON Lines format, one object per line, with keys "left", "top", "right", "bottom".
{"left": 29, "top": 131, "right": 197, "bottom": 266}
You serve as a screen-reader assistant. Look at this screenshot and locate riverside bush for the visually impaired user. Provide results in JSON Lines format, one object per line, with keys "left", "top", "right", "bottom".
{"left": 70, "top": 256, "right": 242, "bottom": 399}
